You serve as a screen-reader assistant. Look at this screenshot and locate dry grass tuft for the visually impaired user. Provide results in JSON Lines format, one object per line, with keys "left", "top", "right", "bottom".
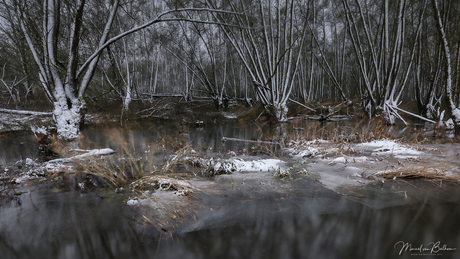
{"left": 377, "top": 165, "right": 460, "bottom": 181}
{"left": 161, "top": 144, "right": 191, "bottom": 174}
{"left": 71, "top": 129, "right": 195, "bottom": 188}
{"left": 262, "top": 118, "right": 404, "bottom": 150}
{"left": 72, "top": 129, "right": 149, "bottom": 188}
{"left": 77, "top": 156, "right": 145, "bottom": 188}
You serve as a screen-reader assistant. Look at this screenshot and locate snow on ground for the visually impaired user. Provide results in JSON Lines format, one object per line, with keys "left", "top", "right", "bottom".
{"left": 30, "top": 125, "right": 49, "bottom": 135}
{"left": 355, "top": 139, "right": 423, "bottom": 159}
{"left": 8, "top": 158, "right": 71, "bottom": 183}
{"left": 0, "top": 113, "right": 53, "bottom": 131}
{"left": 223, "top": 112, "right": 238, "bottom": 119}
{"left": 193, "top": 156, "right": 287, "bottom": 176}
{"left": 280, "top": 138, "right": 430, "bottom": 191}
{"left": 225, "top": 158, "right": 285, "bottom": 172}
{"left": 327, "top": 156, "right": 369, "bottom": 165}
{"left": 285, "top": 139, "right": 336, "bottom": 159}
{"left": 127, "top": 199, "right": 139, "bottom": 206}
{"left": 7, "top": 148, "right": 115, "bottom": 183}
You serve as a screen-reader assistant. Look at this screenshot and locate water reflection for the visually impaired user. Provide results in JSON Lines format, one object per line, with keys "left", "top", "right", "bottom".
{"left": 1, "top": 180, "right": 459, "bottom": 259}
{"left": 0, "top": 131, "right": 38, "bottom": 166}
{"left": 1, "top": 119, "right": 459, "bottom": 258}
{"left": 157, "top": 191, "right": 460, "bottom": 259}
{"left": 0, "top": 118, "right": 417, "bottom": 165}
{"left": 0, "top": 190, "right": 159, "bottom": 259}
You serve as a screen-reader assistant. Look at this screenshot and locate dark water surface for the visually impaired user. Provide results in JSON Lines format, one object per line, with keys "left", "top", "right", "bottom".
{"left": 1, "top": 181, "right": 459, "bottom": 259}
{"left": 0, "top": 119, "right": 459, "bottom": 258}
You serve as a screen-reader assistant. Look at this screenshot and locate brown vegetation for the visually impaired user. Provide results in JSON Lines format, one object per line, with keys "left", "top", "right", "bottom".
{"left": 377, "top": 165, "right": 460, "bottom": 182}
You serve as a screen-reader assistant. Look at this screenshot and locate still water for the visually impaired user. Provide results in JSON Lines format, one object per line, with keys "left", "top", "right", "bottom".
{"left": 1, "top": 180, "right": 459, "bottom": 259}
{"left": 0, "top": 119, "right": 459, "bottom": 258}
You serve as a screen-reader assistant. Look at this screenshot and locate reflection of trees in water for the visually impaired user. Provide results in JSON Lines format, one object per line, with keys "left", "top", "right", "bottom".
{"left": 0, "top": 191, "right": 161, "bottom": 258}
{"left": 1, "top": 181, "right": 460, "bottom": 258}
{"left": 160, "top": 199, "right": 460, "bottom": 259}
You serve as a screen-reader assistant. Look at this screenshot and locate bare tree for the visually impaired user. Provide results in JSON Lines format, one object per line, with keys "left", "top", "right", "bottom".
{"left": 205, "top": 0, "right": 310, "bottom": 121}
{"left": 340, "top": 0, "right": 428, "bottom": 124}
{"left": 4, "top": 0, "right": 242, "bottom": 139}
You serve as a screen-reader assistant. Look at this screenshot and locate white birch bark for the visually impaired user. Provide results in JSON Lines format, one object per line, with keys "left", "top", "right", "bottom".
{"left": 432, "top": 0, "right": 460, "bottom": 131}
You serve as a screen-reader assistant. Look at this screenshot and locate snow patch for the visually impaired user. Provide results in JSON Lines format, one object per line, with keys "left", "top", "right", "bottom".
{"left": 30, "top": 125, "right": 49, "bottom": 135}
{"left": 229, "top": 158, "right": 285, "bottom": 172}
{"left": 327, "top": 156, "right": 368, "bottom": 165}
{"left": 25, "top": 158, "right": 34, "bottom": 166}
{"left": 356, "top": 139, "right": 422, "bottom": 157}
{"left": 446, "top": 118, "right": 455, "bottom": 130}
{"left": 452, "top": 108, "right": 460, "bottom": 124}
{"left": 285, "top": 139, "right": 333, "bottom": 158}
{"left": 127, "top": 199, "right": 139, "bottom": 206}
{"left": 197, "top": 157, "right": 286, "bottom": 176}
{"left": 223, "top": 112, "right": 238, "bottom": 119}
{"left": 53, "top": 99, "right": 84, "bottom": 140}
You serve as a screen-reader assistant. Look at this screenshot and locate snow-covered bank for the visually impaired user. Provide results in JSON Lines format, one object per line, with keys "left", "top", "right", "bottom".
{"left": 0, "top": 113, "right": 53, "bottom": 132}
{"left": 208, "top": 157, "right": 285, "bottom": 173}
{"left": 5, "top": 148, "right": 115, "bottom": 184}
{"left": 282, "top": 138, "right": 460, "bottom": 191}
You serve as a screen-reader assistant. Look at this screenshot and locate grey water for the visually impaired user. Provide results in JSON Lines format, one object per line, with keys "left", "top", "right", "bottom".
{"left": 0, "top": 119, "right": 459, "bottom": 258}
{"left": 1, "top": 180, "right": 460, "bottom": 259}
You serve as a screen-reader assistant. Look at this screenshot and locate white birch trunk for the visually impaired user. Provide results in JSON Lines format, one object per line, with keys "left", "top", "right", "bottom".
{"left": 432, "top": 0, "right": 460, "bottom": 131}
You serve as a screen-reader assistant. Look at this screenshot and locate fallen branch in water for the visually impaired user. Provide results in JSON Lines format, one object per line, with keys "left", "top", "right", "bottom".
{"left": 47, "top": 148, "right": 116, "bottom": 163}
{"left": 391, "top": 105, "right": 436, "bottom": 124}
{"left": 288, "top": 98, "right": 315, "bottom": 112}
{"left": 0, "top": 108, "right": 51, "bottom": 116}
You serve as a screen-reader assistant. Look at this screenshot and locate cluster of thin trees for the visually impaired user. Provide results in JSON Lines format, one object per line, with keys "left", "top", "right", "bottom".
{"left": 1, "top": 0, "right": 460, "bottom": 139}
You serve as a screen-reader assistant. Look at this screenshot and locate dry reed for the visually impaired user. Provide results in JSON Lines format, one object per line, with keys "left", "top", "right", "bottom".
{"left": 377, "top": 165, "right": 460, "bottom": 181}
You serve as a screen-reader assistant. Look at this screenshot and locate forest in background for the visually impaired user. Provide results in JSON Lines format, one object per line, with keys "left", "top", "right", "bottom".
{"left": 1, "top": 0, "right": 460, "bottom": 138}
